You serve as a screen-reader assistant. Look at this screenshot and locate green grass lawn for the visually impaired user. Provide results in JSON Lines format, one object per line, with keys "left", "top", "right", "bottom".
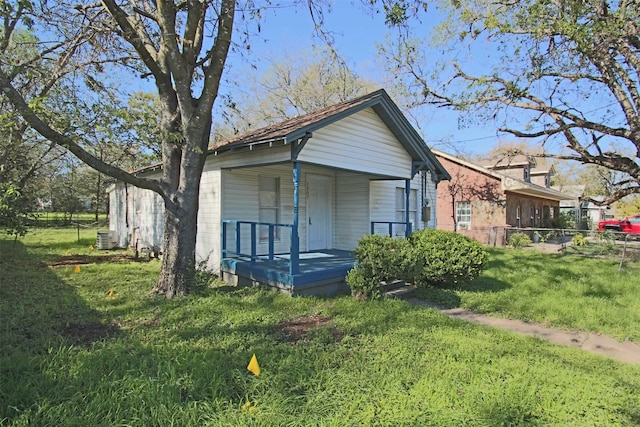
{"left": 417, "top": 246, "right": 640, "bottom": 342}
{"left": 2, "top": 229, "right": 640, "bottom": 426}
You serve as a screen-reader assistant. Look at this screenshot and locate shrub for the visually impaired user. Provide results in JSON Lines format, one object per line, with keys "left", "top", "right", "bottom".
{"left": 508, "top": 232, "right": 532, "bottom": 249}
{"left": 346, "top": 266, "right": 381, "bottom": 300}
{"left": 572, "top": 233, "right": 587, "bottom": 247}
{"left": 408, "top": 229, "right": 488, "bottom": 288}
{"left": 551, "top": 211, "right": 575, "bottom": 229}
{"left": 346, "top": 234, "right": 413, "bottom": 299}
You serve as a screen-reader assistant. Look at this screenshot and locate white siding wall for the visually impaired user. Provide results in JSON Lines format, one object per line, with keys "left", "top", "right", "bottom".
{"left": 222, "top": 164, "right": 297, "bottom": 256}
{"left": 196, "top": 165, "right": 222, "bottom": 271}
{"left": 133, "top": 187, "right": 164, "bottom": 249}
{"left": 334, "top": 172, "right": 369, "bottom": 250}
{"left": 108, "top": 183, "right": 128, "bottom": 247}
{"left": 107, "top": 106, "right": 442, "bottom": 265}
{"left": 297, "top": 108, "right": 413, "bottom": 178}
{"left": 222, "top": 164, "right": 378, "bottom": 254}
{"left": 108, "top": 177, "right": 163, "bottom": 250}
{"left": 370, "top": 172, "right": 438, "bottom": 234}
{"left": 423, "top": 172, "right": 438, "bottom": 229}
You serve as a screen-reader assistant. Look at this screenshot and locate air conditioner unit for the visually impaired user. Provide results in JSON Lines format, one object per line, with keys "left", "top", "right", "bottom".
{"left": 458, "top": 223, "right": 469, "bottom": 230}
{"left": 96, "top": 230, "right": 117, "bottom": 250}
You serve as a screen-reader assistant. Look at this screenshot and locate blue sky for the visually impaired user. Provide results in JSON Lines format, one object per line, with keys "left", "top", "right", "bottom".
{"left": 219, "top": 2, "right": 506, "bottom": 156}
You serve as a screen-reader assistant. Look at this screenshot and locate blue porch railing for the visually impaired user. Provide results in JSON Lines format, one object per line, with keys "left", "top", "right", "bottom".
{"left": 371, "top": 221, "right": 412, "bottom": 237}
{"left": 222, "top": 220, "right": 300, "bottom": 274}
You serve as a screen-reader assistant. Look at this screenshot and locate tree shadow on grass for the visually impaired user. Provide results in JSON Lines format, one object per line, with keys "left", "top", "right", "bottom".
{"left": 0, "top": 239, "right": 123, "bottom": 423}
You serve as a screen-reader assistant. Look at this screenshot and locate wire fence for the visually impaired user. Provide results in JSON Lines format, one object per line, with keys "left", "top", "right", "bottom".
{"left": 500, "top": 226, "right": 640, "bottom": 271}
{"left": 27, "top": 212, "right": 109, "bottom": 228}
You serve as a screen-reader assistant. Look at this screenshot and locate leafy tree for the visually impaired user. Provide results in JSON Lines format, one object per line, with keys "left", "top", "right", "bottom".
{"left": 0, "top": 0, "right": 237, "bottom": 297}
{"left": 0, "top": 26, "right": 74, "bottom": 235}
{"left": 0, "top": 183, "right": 35, "bottom": 240}
{"left": 0, "top": 0, "right": 336, "bottom": 298}
{"left": 616, "top": 197, "right": 640, "bottom": 217}
{"left": 77, "top": 92, "right": 163, "bottom": 221}
{"left": 382, "top": 0, "right": 640, "bottom": 205}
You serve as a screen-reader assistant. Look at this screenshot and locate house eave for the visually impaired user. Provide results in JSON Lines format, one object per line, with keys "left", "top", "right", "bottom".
{"left": 504, "top": 179, "right": 569, "bottom": 201}
{"left": 209, "top": 137, "right": 288, "bottom": 156}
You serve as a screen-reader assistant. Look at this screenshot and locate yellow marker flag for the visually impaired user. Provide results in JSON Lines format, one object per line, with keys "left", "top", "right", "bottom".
{"left": 74, "top": 265, "right": 81, "bottom": 273}
{"left": 247, "top": 354, "right": 260, "bottom": 376}
{"left": 107, "top": 290, "right": 115, "bottom": 300}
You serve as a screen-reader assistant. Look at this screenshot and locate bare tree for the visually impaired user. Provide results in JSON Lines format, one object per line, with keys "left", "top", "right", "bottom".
{"left": 381, "top": 0, "right": 640, "bottom": 205}
{"left": 215, "top": 47, "right": 378, "bottom": 141}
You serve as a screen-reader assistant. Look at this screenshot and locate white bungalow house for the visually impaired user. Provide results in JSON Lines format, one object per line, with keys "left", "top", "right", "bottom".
{"left": 107, "top": 89, "right": 450, "bottom": 295}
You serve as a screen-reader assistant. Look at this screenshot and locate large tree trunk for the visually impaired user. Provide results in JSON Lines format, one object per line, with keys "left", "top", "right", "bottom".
{"left": 151, "top": 118, "right": 208, "bottom": 298}
{"left": 153, "top": 204, "right": 198, "bottom": 298}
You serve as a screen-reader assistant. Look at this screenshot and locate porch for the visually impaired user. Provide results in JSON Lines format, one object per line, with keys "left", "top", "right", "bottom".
{"left": 218, "top": 158, "right": 419, "bottom": 296}
{"left": 221, "top": 248, "right": 356, "bottom": 296}
{"left": 220, "top": 219, "right": 408, "bottom": 296}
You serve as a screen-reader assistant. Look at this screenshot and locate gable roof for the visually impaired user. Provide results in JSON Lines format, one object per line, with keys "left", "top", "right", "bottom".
{"left": 210, "top": 89, "right": 450, "bottom": 182}
{"left": 433, "top": 149, "right": 569, "bottom": 201}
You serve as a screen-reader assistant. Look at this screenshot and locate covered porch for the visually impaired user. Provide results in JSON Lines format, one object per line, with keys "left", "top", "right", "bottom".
{"left": 219, "top": 161, "right": 416, "bottom": 296}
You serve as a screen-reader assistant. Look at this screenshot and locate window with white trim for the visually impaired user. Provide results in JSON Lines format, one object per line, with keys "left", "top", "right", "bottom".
{"left": 456, "top": 201, "right": 471, "bottom": 229}
{"left": 395, "top": 187, "right": 418, "bottom": 235}
{"left": 259, "top": 176, "right": 279, "bottom": 240}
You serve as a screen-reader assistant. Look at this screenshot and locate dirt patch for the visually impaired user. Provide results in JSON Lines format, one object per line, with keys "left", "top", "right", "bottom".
{"left": 60, "top": 323, "right": 121, "bottom": 348}
{"left": 274, "top": 314, "right": 344, "bottom": 344}
{"left": 47, "top": 254, "right": 138, "bottom": 267}
{"left": 410, "top": 298, "right": 640, "bottom": 365}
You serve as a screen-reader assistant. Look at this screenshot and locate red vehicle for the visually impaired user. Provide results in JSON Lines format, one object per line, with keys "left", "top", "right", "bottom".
{"left": 598, "top": 215, "right": 640, "bottom": 234}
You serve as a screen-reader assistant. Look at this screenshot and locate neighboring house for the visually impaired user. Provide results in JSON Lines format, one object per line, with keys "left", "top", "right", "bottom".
{"left": 107, "top": 89, "right": 450, "bottom": 295}
{"left": 433, "top": 150, "right": 568, "bottom": 245}
{"left": 553, "top": 184, "right": 614, "bottom": 229}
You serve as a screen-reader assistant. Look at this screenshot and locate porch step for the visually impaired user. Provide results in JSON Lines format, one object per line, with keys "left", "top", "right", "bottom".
{"left": 381, "top": 280, "right": 417, "bottom": 299}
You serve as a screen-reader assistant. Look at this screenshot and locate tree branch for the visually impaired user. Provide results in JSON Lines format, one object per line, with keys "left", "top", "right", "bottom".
{"left": 0, "top": 68, "right": 164, "bottom": 194}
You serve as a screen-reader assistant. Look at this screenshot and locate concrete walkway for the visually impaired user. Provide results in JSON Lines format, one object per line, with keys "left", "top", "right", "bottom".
{"left": 409, "top": 299, "right": 640, "bottom": 365}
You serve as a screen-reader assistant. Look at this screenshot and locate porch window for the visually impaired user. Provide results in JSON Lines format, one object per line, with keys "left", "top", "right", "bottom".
{"left": 456, "top": 201, "right": 471, "bottom": 230}
{"left": 395, "top": 188, "right": 417, "bottom": 236}
{"left": 259, "top": 176, "right": 280, "bottom": 240}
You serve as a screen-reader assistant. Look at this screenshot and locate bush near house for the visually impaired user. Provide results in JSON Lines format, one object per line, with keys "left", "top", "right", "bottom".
{"left": 409, "top": 229, "right": 488, "bottom": 288}
{"left": 346, "top": 234, "right": 413, "bottom": 299}
{"left": 347, "top": 230, "right": 489, "bottom": 298}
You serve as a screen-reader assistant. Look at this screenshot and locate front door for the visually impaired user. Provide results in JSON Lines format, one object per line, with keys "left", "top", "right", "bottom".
{"left": 307, "top": 174, "right": 333, "bottom": 251}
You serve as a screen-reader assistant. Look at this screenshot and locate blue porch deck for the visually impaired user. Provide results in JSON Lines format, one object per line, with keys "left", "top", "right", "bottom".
{"left": 220, "top": 249, "right": 355, "bottom": 296}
